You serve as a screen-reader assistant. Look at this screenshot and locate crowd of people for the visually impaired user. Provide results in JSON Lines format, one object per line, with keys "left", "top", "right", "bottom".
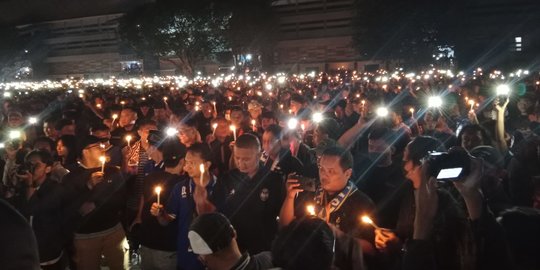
{"left": 0, "top": 68, "right": 540, "bottom": 270}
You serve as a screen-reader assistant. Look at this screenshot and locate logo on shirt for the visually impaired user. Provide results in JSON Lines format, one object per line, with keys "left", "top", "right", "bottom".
{"left": 260, "top": 188, "right": 269, "bottom": 202}
{"left": 181, "top": 186, "right": 187, "bottom": 198}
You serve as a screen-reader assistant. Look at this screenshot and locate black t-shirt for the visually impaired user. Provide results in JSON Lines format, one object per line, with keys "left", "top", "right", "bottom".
{"left": 222, "top": 166, "right": 284, "bottom": 254}
{"left": 63, "top": 166, "right": 126, "bottom": 234}
{"left": 138, "top": 171, "right": 186, "bottom": 251}
{"left": 209, "top": 137, "right": 233, "bottom": 176}
{"left": 356, "top": 162, "right": 406, "bottom": 207}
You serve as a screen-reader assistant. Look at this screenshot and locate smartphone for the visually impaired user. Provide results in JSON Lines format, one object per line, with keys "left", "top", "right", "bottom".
{"left": 436, "top": 167, "right": 463, "bottom": 181}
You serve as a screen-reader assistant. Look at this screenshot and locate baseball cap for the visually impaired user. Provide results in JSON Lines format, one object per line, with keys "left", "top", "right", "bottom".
{"left": 188, "top": 213, "right": 235, "bottom": 255}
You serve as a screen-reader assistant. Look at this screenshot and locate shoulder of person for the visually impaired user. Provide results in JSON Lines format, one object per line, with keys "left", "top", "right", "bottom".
{"left": 348, "top": 189, "right": 376, "bottom": 209}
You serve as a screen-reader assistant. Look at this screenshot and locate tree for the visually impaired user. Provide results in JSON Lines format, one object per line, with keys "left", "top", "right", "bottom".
{"left": 218, "top": 0, "right": 278, "bottom": 70}
{"left": 0, "top": 25, "right": 26, "bottom": 81}
{"left": 120, "top": 0, "right": 230, "bottom": 76}
{"left": 353, "top": 0, "right": 454, "bottom": 68}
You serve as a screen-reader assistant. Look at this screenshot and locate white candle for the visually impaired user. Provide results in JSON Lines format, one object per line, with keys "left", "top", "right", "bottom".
{"left": 125, "top": 135, "right": 132, "bottom": 147}
{"left": 212, "top": 123, "right": 218, "bottom": 136}
{"left": 99, "top": 156, "right": 106, "bottom": 173}
{"left": 230, "top": 125, "right": 236, "bottom": 140}
{"left": 212, "top": 101, "right": 217, "bottom": 113}
{"left": 469, "top": 100, "right": 475, "bottom": 111}
{"left": 361, "top": 215, "right": 380, "bottom": 229}
{"left": 251, "top": 119, "right": 257, "bottom": 132}
{"left": 155, "top": 186, "right": 162, "bottom": 205}
{"left": 199, "top": 164, "right": 205, "bottom": 186}
{"left": 111, "top": 114, "right": 118, "bottom": 127}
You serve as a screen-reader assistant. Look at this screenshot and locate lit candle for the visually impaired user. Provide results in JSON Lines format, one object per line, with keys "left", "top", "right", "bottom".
{"left": 212, "top": 101, "right": 217, "bottom": 113}
{"left": 409, "top": 108, "right": 415, "bottom": 115}
{"left": 99, "top": 156, "right": 106, "bottom": 173}
{"left": 306, "top": 204, "right": 316, "bottom": 216}
{"left": 96, "top": 103, "right": 102, "bottom": 109}
{"left": 251, "top": 119, "right": 257, "bottom": 132}
{"left": 155, "top": 186, "right": 162, "bottom": 205}
{"left": 163, "top": 96, "right": 168, "bottom": 102}
{"left": 125, "top": 135, "right": 132, "bottom": 147}
{"left": 469, "top": 100, "right": 475, "bottom": 111}
{"left": 301, "top": 123, "right": 306, "bottom": 132}
{"left": 230, "top": 125, "right": 236, "bottom": 140}
{"left": 199, "top": 164, "right": 205, "bottom": 186}
{"left": 111, "top": 114, "right": 118, "bottom": 126}
{"left": 212, "top": 123, "right": 218, "bottom": 136}
{"left": 361, "top": 215, "right": 380, "bottom": 229}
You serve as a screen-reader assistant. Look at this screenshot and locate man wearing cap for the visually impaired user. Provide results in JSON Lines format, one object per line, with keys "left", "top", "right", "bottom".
{"left": 150, "top": 143, "right": 226, "bottom": 270}
{"left": 133, "top": 136, "right": 187, "bottom": 270}
{"left": 63, "top": 136, "right": 126, "bottom": 270}
{"left": 188, "top": 213, "right": 273, "bottom": 270}
{"left": 222, "top": 134, "right": 284, "bottom": 254}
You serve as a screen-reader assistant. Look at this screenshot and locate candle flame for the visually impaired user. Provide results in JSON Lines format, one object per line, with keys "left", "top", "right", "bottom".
{"left": 361, "top": 215, "right": 373, "bottom": 225}
{"left": 155, "top": 186, "right": 162, "bottom": 195}
{"left": 229, "top": 125, "right": 236, "bottom": 131}
{"left": 99, "top": 156, "right": 106, "bottom": 163}
{"left": 306, "top": 204, "right": 316, "bottom": 216}
{"left": 199, "top": 164, "right": 205, "bottom": 173}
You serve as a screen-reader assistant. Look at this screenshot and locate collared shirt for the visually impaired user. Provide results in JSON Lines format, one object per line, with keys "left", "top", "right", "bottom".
{"left": 222, "top": 165, "right": 284, "bottom": 254}
{"left": 166, "top": 176, "right": 227, "bottom": 270}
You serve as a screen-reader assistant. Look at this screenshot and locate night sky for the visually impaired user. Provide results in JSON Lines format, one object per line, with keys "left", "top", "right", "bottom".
{"left": 0, "top": 0, "right": 152, "bottom": 25}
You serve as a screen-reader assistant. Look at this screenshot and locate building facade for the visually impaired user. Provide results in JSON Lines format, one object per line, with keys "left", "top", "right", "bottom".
{"left": 271, "top": 0, "right": 382, "bottom": 73}
{"left": 17, "top": 14, "right": 141, "bottom": 79}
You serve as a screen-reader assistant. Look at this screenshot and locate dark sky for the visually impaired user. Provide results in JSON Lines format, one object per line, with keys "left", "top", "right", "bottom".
{"left": 0, "top": 0, "right": 153, "bottom": 25}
